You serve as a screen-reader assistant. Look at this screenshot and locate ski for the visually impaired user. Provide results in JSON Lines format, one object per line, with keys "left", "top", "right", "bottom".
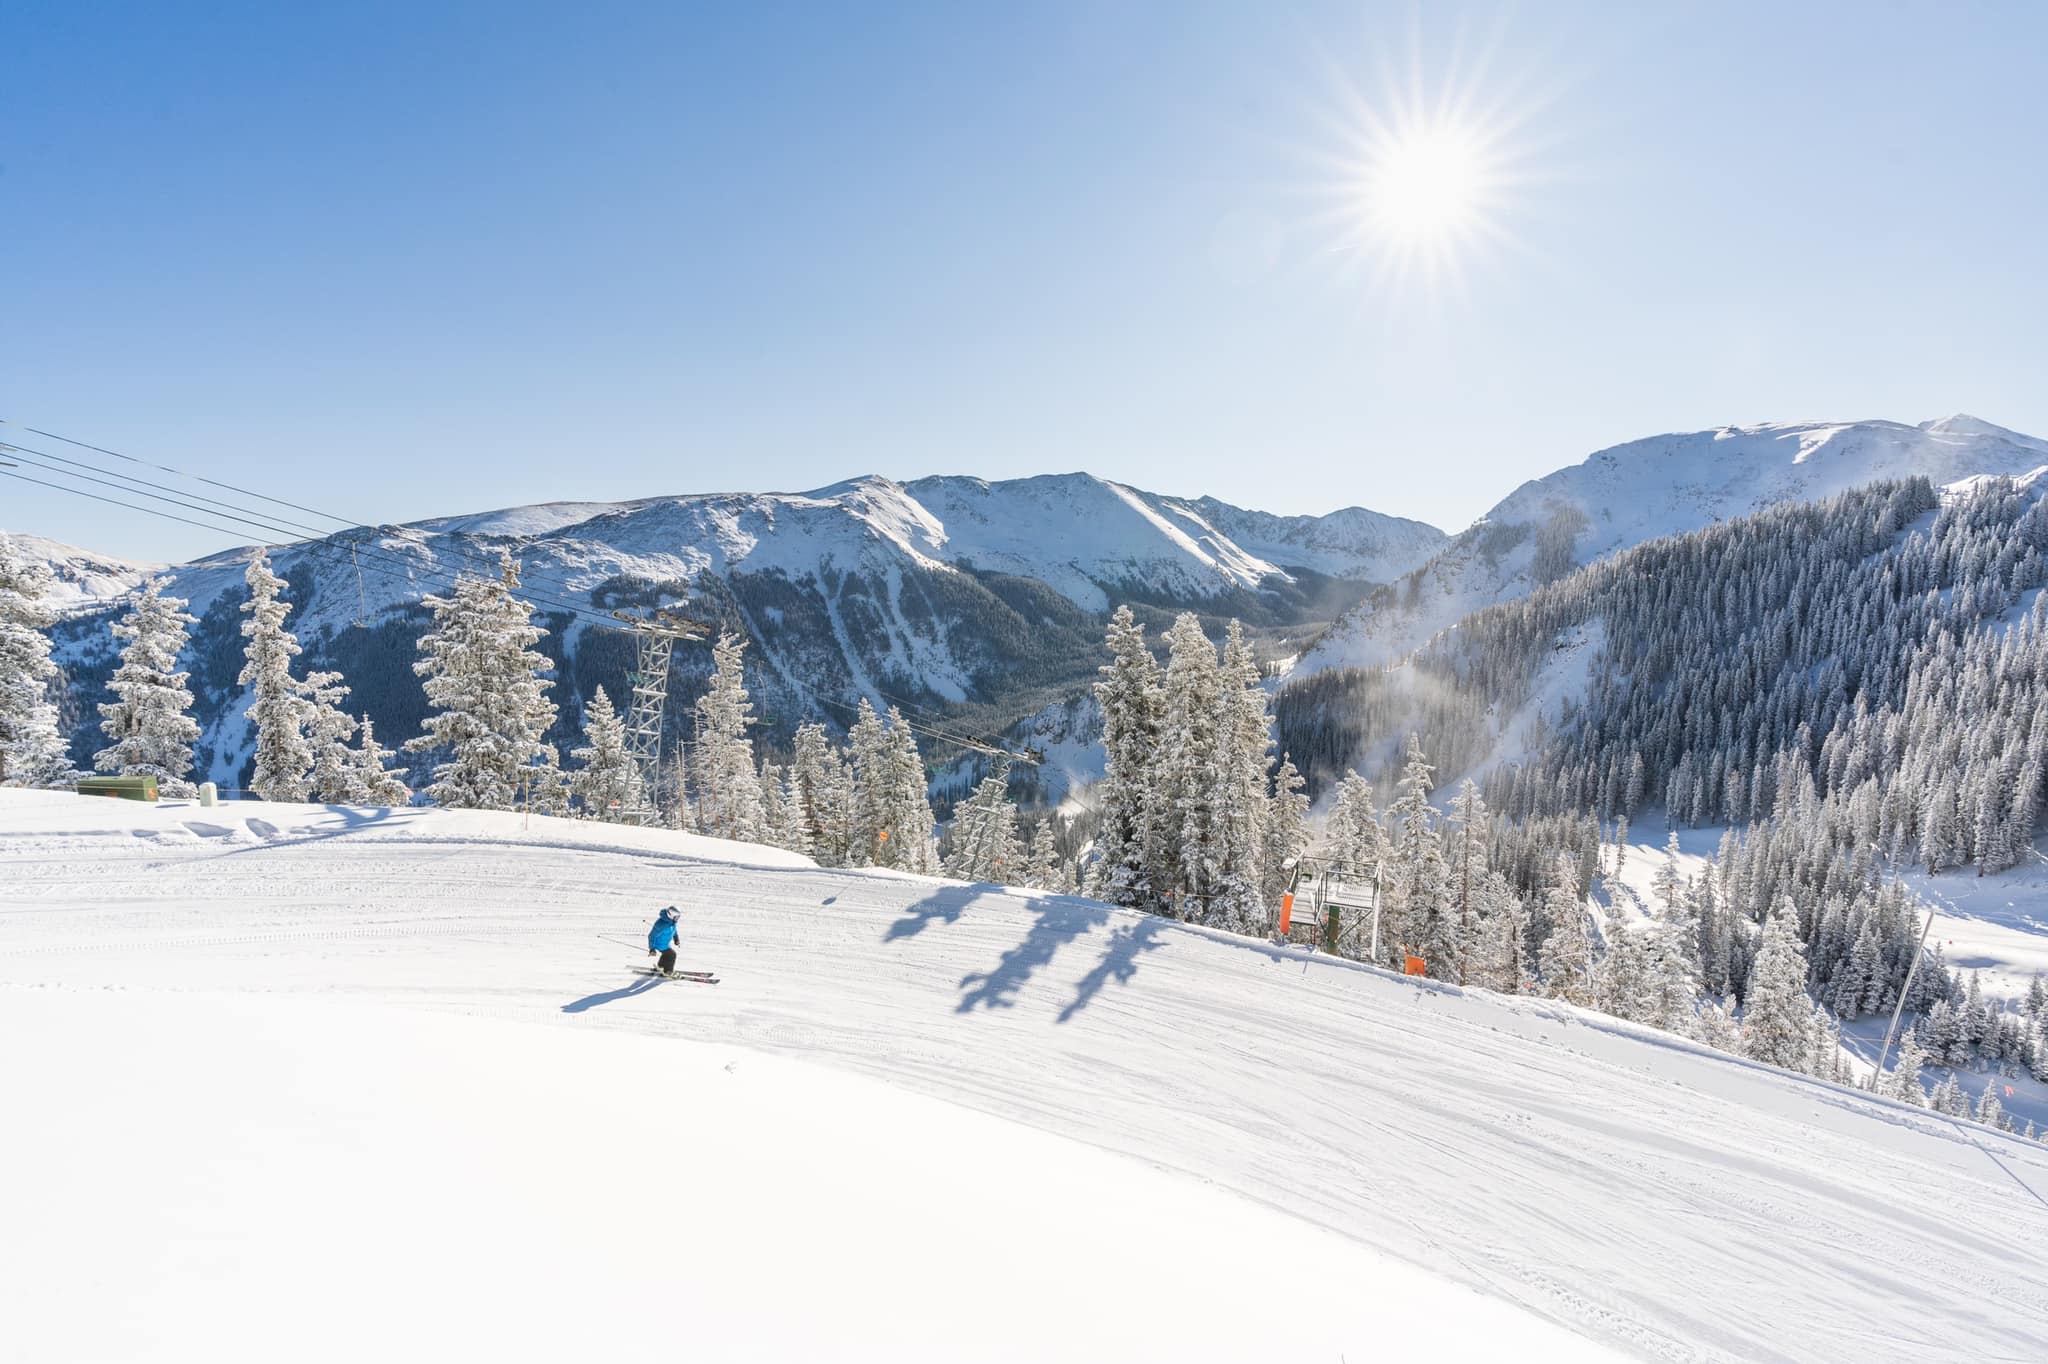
{"left": 636, "top": 969, "right": 719, "bottom": 984}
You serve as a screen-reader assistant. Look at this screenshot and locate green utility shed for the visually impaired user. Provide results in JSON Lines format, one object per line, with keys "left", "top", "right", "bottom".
{"left": 76, "top": 775, "right": 159, "bottom": 802}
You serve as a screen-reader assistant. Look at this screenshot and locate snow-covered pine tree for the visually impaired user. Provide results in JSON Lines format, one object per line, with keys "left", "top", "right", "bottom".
{"left": 847, "top": 699, "right": 891, "bottom": 867}
{"left": 1156, "top": 613, "right": 1224, "bottom": 918}
{"left": 1025, "top": 819, "right": 1063, "bottom": 891}
{"left": 1639, "top": 913, "right": 1700, "bottom": 1033}
{"left": 1887, "top": 1029, "right": 1927, "bottom": 1106}
{"left": 1324, "top": 772, "right": 1384, "bottom": 870}
{"left": 570, "top": 687, "right": 641, "bottom": 822}
{"left": 1974, "top": 1084, "right": 2007, "bottom": 1131}
{"left": 527, "top": 747, "right": 573, "bottom": 817}
{"left": 404, "top": 553, "right": 559, "bottom": 810}
{"left": 692, "top": 631, "right": 764, "bottom": 842}
{"left": 758, "top": 761, "right": 791, "bottom": 849}
{"left": 93, "top": 576, "right": 200, "bottom": 795}
{"left": 347, "top": 716, "right": 410, "bottom": 806}
{"left": 1385, "top": 736, "right": 1454, "bottom": 974}
{"left": 1742, "top": 897, "right": 1816, "bottom": 1070}
{"left": 1806, "top": 1003, "right": 1847, "bottom": 1083}
{"left": 1833, "top": 919, "right": 1882, "bottom": 1020}
{"left": 776, "top": 765, "right": 812, "bottom": 856}
{"left": 1963, "top": 971, "right": 1991, "bottom": 1053}
{"left": 1447, "top": 780, "right": 1489, "bottom": 983}
{"left": 1921, "top": 780, "right": 1965, "bottom": 875}
{"left": 1090, "top": 605, "right": 1162, "bottom": 908}
{"left": 809, "top": 724, "right": 857, "bottom": 864}
{"left": 1536, "top": 857, "right": 1593, "bottom": 1004}
{"left": 238, "top": 549, "right": 314, "bottom": 802}
{"left": 1206, "top": 620, "right": 1270, "bottom": 933}
{"left": 1261, "top": 754, "right": 1311, "bottom": 908}
{"left": 302, "top": 670, "right": 360, "bottom": 803}
{"left": 1469, "top": 870, "right": 1527, "bottom": 992}
{"left": 1692, "top": 996, "right": 1742, "bottom": 1053}
{"left": 0, "top": 533, "right": 72, "bottom": 788}
{"left": 1923, "top": 999, "right": 1967, "bottom": 1067}
{"left": 660, "top": 746, "right": 692, "bottom": 832}
{"left": 788, "top": 722, "right": 840, "bottom": 864}
{"left": 1596, "top": 918, "right": 1654, "bottom": 1023}
{"left": 883, "top": 707, "right": 937, "bottom": 873}
{"left": 1651, "top": 830, "right": 1684, "bottom": 918}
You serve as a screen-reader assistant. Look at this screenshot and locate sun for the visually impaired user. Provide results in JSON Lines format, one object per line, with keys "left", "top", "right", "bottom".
{"left": 1366, "top": 127, "right": 1485, "bottom": 242}
{"left": 1298, "top": 23, "right": 1553, "bottom": 302}
{"left": 1331, "top": 106, "right": 1515, "bottom": 296}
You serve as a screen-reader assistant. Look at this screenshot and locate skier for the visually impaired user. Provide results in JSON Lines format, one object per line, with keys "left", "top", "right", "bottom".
{"left": 646, "top": 905, "right": 683, "bottom": 978}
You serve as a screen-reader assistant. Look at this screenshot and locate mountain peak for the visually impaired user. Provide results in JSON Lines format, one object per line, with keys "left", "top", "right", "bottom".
{"left": 1919, "top": 413, "right": 2042, "bottom": 446}
{"left": 1295, "top": 412, "right": 2048, "bottom": 677}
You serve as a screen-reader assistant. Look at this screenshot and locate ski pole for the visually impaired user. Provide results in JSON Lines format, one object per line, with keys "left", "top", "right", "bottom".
{"left": 595, "top": 933, "right": 647, "bottom": 952}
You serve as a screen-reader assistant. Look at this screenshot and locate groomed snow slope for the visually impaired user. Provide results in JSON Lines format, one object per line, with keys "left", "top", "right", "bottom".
{"left": 4, "top": 792, "right": 2046, "bottom": 1362}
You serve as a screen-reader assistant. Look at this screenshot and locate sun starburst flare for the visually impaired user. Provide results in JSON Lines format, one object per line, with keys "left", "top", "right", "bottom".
{"left": 1298, "top": 21, "right": 1559, "bottom": 304}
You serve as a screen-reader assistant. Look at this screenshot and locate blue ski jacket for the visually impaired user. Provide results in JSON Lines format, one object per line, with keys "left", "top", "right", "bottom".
{"left": 648, "top": 917, "right": 679, "bottom": 952}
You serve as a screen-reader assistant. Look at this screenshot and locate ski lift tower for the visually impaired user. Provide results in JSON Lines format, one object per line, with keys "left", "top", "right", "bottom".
{"left": 613, "top": 606, "right": 709, "bottom": 825}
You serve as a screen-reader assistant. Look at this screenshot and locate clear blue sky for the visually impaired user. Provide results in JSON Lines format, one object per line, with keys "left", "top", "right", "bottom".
{"left": 6, "top": 1, "right": 2047, "bottom": 563}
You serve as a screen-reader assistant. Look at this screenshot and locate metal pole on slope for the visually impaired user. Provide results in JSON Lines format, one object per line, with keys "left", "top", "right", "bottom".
{"left": 1871, "top": 885, "right": 1939, "bottom": 1092}
{"left": 1369, "top": 859, "right": 1384, "bottom": 963}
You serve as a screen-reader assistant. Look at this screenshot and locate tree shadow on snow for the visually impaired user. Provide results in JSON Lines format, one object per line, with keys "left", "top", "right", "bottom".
{"left": 1056, "top": 915, "right": 1169, "bottom": 1023}
{"left": 889, "top": 885, "right": 1172, "bottom": 1021}
{"left": 884, "top": 884, "right": 989, "bottom": 942}
{"left": 956, "top": 897, "right": 1111, "bottom": 1014}
{"left": 211, "top": 804, "right": 418, "bottom": 858}
{"left": 560, "top": 974, "right": 665, "bottom": 1013}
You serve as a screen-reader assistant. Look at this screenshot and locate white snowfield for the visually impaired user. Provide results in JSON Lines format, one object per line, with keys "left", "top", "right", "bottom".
{"left": 3, "top": 792, "right": 2045, "bottom": 1363}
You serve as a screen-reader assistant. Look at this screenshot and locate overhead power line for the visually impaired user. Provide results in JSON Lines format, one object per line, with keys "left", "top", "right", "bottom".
{"left": 2, "top": 467, "right": 286, "bottom": 545}
{"left": 0, "top": 417, "right": 618, "bottom": 608}
{"left": 1, "top": 461, "right": 630, "bottom": 637}
{"left": 2, "top": 445, "right": 332, "bottom": 543}
{"left": 1, "top": 417, "right": 361, "bottom": 529}
{"left": 0, "top": 436, "right": 337, "bottom": 539}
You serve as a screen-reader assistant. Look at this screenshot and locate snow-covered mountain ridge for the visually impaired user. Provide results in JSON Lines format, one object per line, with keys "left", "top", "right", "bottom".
{"left": 294, "top": 470, "right": 1445, "bottom": 621}
{"left": 1296, "top": 413, "right": 2048, "bottom": 676}
{"left": 3, "top": 533, "right": 161, "bottom": 611}
{"left": 21, "top": 472, "right": 1441, "bottom": 791}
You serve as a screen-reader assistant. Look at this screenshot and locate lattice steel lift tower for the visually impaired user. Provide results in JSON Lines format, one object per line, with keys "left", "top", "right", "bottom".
{"left": 613, "top": 607, "right": 708, "bottom": 825}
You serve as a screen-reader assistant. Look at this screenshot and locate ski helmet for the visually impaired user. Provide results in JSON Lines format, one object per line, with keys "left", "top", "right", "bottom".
{"left": 660, "top": 906, "right": 679, "bottom": 921}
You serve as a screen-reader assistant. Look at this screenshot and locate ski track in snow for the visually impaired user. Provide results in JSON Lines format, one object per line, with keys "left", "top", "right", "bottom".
{"left": 3, "top": 792, "right": 2046, "bottom": 1362}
